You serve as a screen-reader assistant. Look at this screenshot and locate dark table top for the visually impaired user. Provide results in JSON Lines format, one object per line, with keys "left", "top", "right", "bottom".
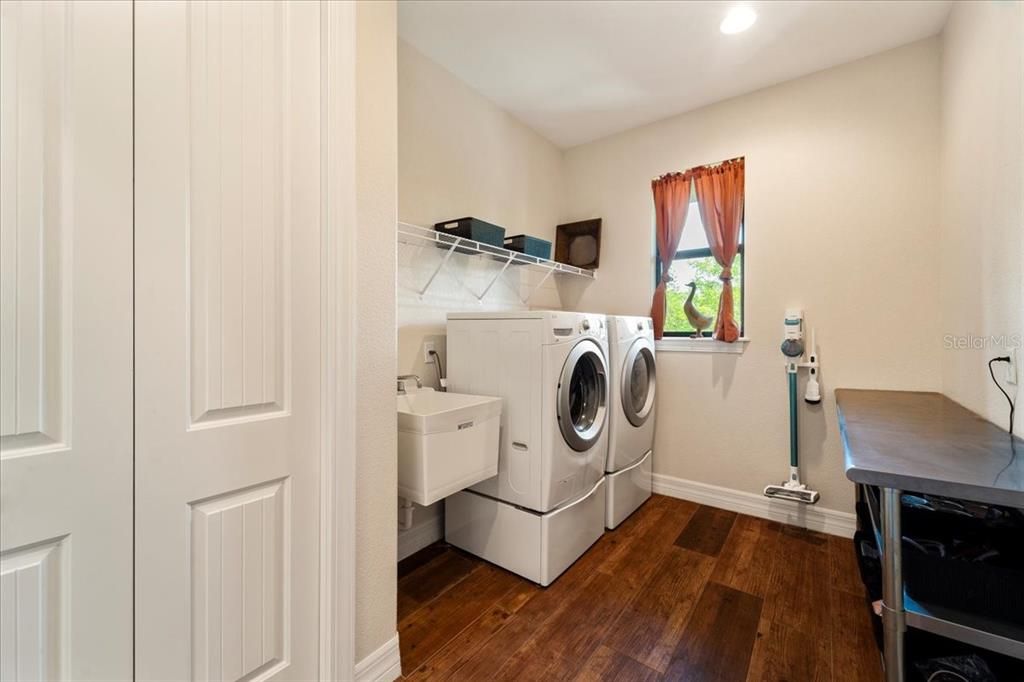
{"left": 837, "top": 389, "right": 1024, "bottom": 508}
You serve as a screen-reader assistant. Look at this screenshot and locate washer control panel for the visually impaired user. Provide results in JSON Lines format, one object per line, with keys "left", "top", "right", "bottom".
{"left": 545, "top": 311, "right": 606, "bottom": 342}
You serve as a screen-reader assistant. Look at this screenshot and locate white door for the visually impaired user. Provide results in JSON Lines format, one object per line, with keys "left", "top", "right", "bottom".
{"left": 134, "top": 2, "right": 322, "bottom": 680}
{"left": 0, "top": 1, "right": 134, "bottom": 679}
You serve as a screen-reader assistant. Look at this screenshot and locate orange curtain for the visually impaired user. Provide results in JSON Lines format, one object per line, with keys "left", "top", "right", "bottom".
{"left": 692, "top": 158, "right": 744, "bottom": 342}
{"left": 650, "top": 173, "right": 693, "bottom": 339}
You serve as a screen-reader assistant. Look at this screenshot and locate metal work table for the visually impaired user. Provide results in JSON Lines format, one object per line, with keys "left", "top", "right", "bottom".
{"left": 837, "top": 389, "right": 1024, "bottom": 682}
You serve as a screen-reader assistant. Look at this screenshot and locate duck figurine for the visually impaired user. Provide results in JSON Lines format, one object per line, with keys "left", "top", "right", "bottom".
{"left": 683, "top": 281, "right": 714, "bottom": 338}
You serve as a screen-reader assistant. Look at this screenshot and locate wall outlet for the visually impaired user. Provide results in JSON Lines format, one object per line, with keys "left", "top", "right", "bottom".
{"left": 423, "top": 341, "right": 436, "bottom": 364}
{"left": 1007, "top": 347, "right": 1018, "bottom": 386}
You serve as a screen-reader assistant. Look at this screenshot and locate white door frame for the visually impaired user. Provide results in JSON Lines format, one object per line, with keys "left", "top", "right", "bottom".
{"left": 318, "top": 2, "right": 358, "bottom": 680}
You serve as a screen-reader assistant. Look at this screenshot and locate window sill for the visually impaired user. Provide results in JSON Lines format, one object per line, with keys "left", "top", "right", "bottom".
{"left": 655, "top": 337, "right": 750, "bottom": 354}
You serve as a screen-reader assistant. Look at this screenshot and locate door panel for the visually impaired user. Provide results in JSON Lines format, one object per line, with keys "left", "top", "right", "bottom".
{"left": 0, "top": 1, "right": 134, "bottom": 679}
{"left": 186, "top": 0, "right": 288, "bottom": 427}
{"left": 134, "top": 2, "right": 321, "bottom": 680}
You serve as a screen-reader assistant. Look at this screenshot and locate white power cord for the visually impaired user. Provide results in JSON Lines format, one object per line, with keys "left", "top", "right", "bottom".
{"left": 926, "top": 671, "right": 970, "bottom": 682}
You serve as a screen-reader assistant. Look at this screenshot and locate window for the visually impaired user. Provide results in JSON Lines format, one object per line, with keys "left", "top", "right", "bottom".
{"left": 659, "top": 191, "right": 744, "bottom": 337}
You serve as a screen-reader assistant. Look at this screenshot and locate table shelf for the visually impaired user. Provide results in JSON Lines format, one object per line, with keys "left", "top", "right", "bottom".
{"left": 861, "top": 483, "right": 1024, "bottom": 661}
{"left": 905, "top": 594, "right": 1024, "bottom": 660}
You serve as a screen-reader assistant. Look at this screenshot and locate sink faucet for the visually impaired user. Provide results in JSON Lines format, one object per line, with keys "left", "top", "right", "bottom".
{"left": 397, "top": 374, "right": 422, "bottom": 394}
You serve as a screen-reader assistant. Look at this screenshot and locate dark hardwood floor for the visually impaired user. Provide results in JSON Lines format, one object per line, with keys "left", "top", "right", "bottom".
{"left": 397, "top": 494, "right": 883, "bottom": 681}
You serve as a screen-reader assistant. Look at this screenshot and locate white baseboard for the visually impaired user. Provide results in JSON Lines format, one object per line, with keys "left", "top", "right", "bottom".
{"left": 397, "top": 514, "right": 444, "bottom": 562}
{"left": 652, "top": 473, "right": 856, "bottom": 538}
{"left": 354, "top": 633, "right": 402, "bottom": 682}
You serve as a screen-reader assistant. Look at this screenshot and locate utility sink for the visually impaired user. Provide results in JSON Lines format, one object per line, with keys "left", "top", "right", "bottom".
{"left": 397, "top": 388, "right": 502, "bottom": 506}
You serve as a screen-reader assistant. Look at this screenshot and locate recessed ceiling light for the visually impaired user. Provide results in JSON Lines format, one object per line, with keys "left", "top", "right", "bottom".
{"left": 720, "top": 6, "right": 757, "bottom": 34}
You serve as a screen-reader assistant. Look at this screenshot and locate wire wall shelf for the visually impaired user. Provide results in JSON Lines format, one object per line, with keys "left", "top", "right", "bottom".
{"left": 397, "top": 222, "right": 596, "bottom": 303}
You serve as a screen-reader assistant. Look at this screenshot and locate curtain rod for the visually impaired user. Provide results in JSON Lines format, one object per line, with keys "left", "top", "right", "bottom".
{"left": 653, "top": 156, "right": 744, "bottom": 182}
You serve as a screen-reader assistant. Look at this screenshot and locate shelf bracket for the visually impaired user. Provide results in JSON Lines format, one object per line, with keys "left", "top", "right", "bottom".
{"left": 418, "top": 238, "right": 461, "bottom": 298}
{"left": 476, "top": 252, "right": 516, "bottom": 301}
{"left": 520, "top": 263, "right": 557, "bottom": 304}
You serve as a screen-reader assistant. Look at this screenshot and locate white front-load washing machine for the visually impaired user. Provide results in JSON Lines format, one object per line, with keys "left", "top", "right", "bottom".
{"left": 444, "top": 310, "right": 609, "bottom": 586}
{"left": 604, "top": 315, "right": 656, "bottom": 529}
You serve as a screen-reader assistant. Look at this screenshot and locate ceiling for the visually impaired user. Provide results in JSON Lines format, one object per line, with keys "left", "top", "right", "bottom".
{"left": 398, "top": 0, "right": 952, "bottom": 148}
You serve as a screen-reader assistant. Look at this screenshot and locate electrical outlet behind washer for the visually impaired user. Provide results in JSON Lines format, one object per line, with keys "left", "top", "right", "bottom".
{"left": 423, "top": 341, "right": 436, "bottom": 364}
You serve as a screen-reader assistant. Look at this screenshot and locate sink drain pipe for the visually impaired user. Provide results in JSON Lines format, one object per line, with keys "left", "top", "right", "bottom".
{"left": 399, "top": 497, "right": 415, "bottom": 530}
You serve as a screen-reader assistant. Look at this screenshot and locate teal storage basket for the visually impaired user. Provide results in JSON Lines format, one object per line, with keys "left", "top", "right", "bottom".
{"left": 433, "top": 217, "right": 506, "bottom": 254}
{"left": 504, "top": 234, "right": 552, "bottom": 261}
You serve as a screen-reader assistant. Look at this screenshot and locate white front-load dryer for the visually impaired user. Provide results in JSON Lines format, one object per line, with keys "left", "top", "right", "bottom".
{"left": 444, "top": 310, "right": 609, "bottom": 585}
{"left": 605, "top": 315, "right": 656, "bottom": 529}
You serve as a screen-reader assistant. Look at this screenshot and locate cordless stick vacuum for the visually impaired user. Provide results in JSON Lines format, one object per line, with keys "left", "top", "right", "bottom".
{"left": 764, "top": 309, "right": 821, "bottom": 505}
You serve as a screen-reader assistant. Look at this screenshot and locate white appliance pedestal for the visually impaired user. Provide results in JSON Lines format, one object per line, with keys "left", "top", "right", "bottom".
{"left": 445, "top": 478, "right": 606, "bottom": 586}
{"left": 605, "top": 450, "right": 653, "bottom": 529}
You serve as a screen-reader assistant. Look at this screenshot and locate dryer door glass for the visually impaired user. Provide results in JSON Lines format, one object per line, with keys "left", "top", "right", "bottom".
{"left": 558, "top": 340, "right": 608, "bottom": 452}
{"left": 622, "top": 341, "right": 656, "bottom": 427}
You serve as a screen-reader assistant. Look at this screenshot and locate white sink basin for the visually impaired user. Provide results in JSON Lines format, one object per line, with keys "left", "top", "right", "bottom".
{"left": 397, "top": 388, "right": 502, "bottom": 506}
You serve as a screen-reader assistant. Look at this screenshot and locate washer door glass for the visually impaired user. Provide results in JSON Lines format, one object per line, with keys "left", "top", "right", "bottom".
{"left": 622, "top": 340, "right": 656, "bottom": 427}
{"left": 558, "top": 340, "right": 608, "bottom": 452}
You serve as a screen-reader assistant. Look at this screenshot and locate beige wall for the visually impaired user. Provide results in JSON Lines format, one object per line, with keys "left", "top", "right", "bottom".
{"left": 561, "top": 39, "right": 944, "bottom": 512}
{"left": 938, "top": 1, "right": 1023, "bottom": 433}
{"left": 355, "top": 0, "right": 398, "bottom": 663}
{"left": 395, "top": 40, "right": 567, "bottom": 556}
{"left": 396, "top": 37, "right": 566, "bottom": 382}
{"left": 398, "top": 40, "right": 564, "bottom": 244}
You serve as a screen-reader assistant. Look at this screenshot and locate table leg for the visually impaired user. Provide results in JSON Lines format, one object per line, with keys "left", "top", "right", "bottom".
{"left": 881, "top": 487, "right": 905, "bottom": 682}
